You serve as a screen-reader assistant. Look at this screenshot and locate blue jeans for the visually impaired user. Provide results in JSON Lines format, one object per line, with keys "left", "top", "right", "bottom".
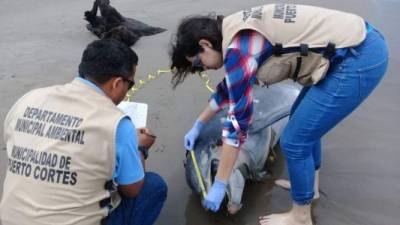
{"left": 279, "top": 28, "right": 389, "bottom": 205}
{"left": 105, "top": 172, "right": 167, "bottom": 225}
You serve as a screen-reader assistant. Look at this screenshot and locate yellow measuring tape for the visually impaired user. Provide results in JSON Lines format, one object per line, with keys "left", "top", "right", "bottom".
{"left": 195, "top": 73, "right": 214, "bottom": 199}
{"left": 125, "top": 69, "right": 214, "bottom": 100}
{"left": 190, "top": 150, "right": 207, "bottom": 199}
{"left": 126, "top": 69, "right": 214, "bottom": 199}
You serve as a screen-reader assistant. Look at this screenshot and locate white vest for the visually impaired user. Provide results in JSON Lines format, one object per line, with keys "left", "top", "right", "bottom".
{"left": 0, "top": 79, "right": 125, "bottom": 225}
{"left": 222, "top": 4, "right": 366, "bottom": 86}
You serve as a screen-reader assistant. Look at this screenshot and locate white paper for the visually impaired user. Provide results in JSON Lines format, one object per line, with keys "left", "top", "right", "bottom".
{"left": 117, "top": 101, "right": 148, "bottom": 128}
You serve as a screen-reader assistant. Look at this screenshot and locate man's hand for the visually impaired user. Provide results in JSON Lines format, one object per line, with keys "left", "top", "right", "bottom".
{"left": 137, "top": 128, "right": 156, "bottom": 149}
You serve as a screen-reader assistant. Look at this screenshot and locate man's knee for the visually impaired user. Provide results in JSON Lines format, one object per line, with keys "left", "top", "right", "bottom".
{"left": 144, "top": 172, "right": 168, "bottom": 200}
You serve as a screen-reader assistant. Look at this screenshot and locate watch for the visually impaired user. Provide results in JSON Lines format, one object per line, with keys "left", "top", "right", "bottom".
{"left": 138, "top": 146, "right": 149, "bottom": 160}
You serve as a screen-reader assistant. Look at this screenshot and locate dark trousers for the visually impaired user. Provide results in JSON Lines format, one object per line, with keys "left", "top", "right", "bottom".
{"left": 105, "top": 172, "right": 167, "bottom": 225}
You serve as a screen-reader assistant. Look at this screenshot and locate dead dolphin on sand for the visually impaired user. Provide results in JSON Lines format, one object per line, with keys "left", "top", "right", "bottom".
{"left": 184, "top": 83, "right": 300, "bottom": 214}
{"left": 84, "top": 0, "right": 166, "bottom": 46}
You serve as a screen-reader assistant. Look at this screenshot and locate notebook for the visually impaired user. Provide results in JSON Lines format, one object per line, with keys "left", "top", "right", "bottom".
{"left": 117, "top": 101, "right": 148, "bottom": 128}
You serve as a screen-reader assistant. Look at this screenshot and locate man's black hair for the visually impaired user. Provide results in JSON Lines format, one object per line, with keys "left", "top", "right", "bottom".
{"left": 169, "top": 14, "right": 223, "bottom": 88}
{"left": 79, "top": 39, "right": 138, "bottom": 84}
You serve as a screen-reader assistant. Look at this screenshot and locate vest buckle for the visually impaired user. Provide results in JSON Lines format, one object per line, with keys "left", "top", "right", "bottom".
{"left": 300, "top": 44, "right": 309, "bottom": 56}
{"left": 323, "top": 42, "right": 336, "bottom": 59}
{"left": 273, "top": 43, "right": 283, "bottom": 56}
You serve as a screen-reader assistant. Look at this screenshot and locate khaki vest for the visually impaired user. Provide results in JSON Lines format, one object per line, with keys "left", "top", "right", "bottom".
{"left": 0, "top": 79, "right": 125, "bottom": 225}
{"left": 222, "top": 4, "right": 366, "bottom": 86}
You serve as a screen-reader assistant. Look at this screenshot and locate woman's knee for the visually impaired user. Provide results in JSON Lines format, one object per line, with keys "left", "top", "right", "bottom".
{"left": 280, "top": 130, "right": 313, "bottom": 160}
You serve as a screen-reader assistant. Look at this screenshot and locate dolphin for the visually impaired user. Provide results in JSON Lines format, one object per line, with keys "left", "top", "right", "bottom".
{"left": 184, "top": 83, "right": 300, "bottom": 214}
{"left": 84, "top": 0, "right": 166, "bottom": 46}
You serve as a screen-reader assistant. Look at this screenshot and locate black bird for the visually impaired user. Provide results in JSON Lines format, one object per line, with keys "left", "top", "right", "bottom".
{"left": 84, "top": 0, "right": 166, "bottom": 46}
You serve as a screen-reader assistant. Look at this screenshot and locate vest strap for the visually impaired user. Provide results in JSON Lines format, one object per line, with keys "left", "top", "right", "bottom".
{"left": 99, "top": 179, "right": 115, "bottom": 208}
{"left": 99, "top": 197, "right": 111, "bottom": 208}
{"left": 104, "top": 180, "right": 114, "bottom": 190}
{"left": 293, "top": 57, "right": 302, "bottom": 81}
{"left": 273, "top": 45, "right": 329, "bottom": 56}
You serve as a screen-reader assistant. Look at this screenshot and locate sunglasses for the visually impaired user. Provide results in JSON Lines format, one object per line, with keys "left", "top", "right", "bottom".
{"left": 121, "top": 76, "right": 135, "bottom": 89}
{"left": 192, "top": 53, "right": 204, "bottom": 70}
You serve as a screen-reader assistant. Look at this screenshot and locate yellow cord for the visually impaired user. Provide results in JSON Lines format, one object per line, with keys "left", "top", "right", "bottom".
{"left": 199, "top": 73, "right": 215, "bottom": 93}
{"left": 125, "top": 69, "right": 172, "bottom": 101}
{"left": 125, "top": 70, "right": 215, "bottom": 101}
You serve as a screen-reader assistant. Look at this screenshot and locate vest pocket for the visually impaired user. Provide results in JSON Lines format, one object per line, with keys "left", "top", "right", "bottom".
{"left": 297, "top": 58, "right": 330, "bottom": 86}
{"left": 256, "top": 53, "right": 330, "bottom": 86}
{"left": 256, "top": 60, "right": 291, "bottom": 85}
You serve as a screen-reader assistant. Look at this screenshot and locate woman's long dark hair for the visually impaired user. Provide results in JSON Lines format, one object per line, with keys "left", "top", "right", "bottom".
{"left": 169, "top": 14, "right": 223, "bottom": 88}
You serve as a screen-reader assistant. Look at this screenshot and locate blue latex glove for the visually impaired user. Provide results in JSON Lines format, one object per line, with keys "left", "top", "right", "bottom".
{"left": 202, "top": 178, "right": 227, "bottom": 212}
{"left": 184, "top": 119, "right": 204, "bottom": 150}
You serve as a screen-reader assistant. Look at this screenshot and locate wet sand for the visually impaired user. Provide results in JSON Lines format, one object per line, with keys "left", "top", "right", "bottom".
{"left": 0, "top": 0, "right": 399, "bottom": 225}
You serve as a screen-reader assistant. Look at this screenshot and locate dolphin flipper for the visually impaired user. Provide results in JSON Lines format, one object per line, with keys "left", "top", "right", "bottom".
{"left": 227, "top": 169, "right": 245, "bottom": 214}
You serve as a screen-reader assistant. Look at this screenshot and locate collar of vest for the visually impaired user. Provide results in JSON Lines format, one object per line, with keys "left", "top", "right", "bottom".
{"left": 72, "top": 78, "right": 105, "bottom": 96}
{"left": 71, "top": 79, "right": 116, "bottom": 105}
